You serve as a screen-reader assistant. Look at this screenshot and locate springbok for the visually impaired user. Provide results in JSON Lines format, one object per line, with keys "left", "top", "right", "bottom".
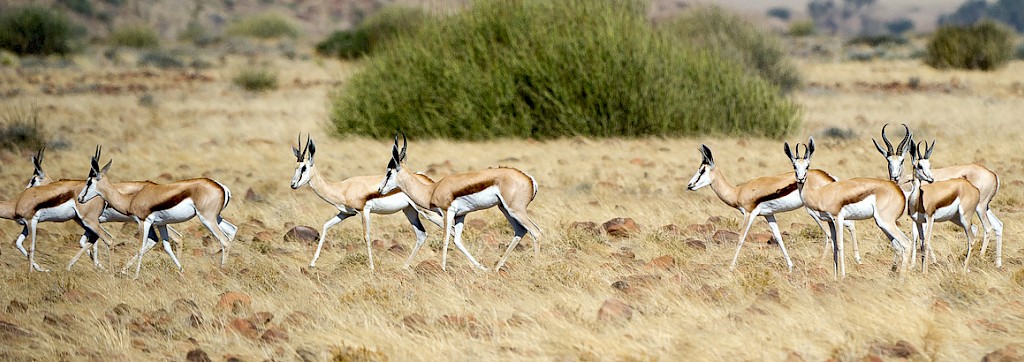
{"left": 378, "top": 134, "right": 542, "bottom": 272}
{"left": 874, "top": 124, "right": 1003, "bottom": 267}
{"left": 290, "top": 135, "right": 443, "bottom": 270}
{"left": 785, "top": 137, "right": 911, "bottom": 280}
{"left": 78, "top": 146, "right": 237, "bottom": 278}
{"left": 686, "top": 144, "right": 860, "bottom": 272}
{"left": 906, "top": 140, "right": 980, "bottom": 272}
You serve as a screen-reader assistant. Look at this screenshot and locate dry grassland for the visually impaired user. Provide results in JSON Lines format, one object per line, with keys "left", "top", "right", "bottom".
{"left": 1, "top": 55, "right": 1023, "bottom": 361}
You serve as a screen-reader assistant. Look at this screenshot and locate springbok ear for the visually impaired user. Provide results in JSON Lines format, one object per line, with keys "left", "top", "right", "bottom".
{"left": 925, "top": 140, "right": 935, "bottom": 158}
{"left": 307, "top": 138, "right": 316, "bottom": 159}
{"left": 700, "top": 144, "right": 714, "bottom": 166}
{"left": 909, "top": 141, "right": 919, "bottom": 159}
{"left": 101, "top": 159, "right": 112, "bottom": 174}
{"left": 784, "top": 142, "right": 794, "bottom": 160}
{"left": 292, "top": 146, "right": 301, "bottom": 160}
{"left": 806, "top": 137, "right": 816, "bottom": 159}
{"left": 872, "top": 139, "right": 887, "bottom": 156}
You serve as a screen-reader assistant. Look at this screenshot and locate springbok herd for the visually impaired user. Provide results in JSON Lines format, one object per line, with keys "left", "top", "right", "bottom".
{"left": 0, "top": 125, "right": 1004, "bottom": 281}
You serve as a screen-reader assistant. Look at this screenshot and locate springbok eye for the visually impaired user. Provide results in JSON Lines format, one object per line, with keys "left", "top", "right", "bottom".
{"left": 301, "top": 166, "right": 306, "bottom": 173}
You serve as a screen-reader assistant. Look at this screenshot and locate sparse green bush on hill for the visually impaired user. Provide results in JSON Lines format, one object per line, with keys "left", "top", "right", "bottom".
{"left": 110, "top": 24, "right": 160, "bottom": 49}
{"left": 925, "top": 21, "right": 1014, "bottom": 71}
{"left": 329, "top": 0, "right": 799, "bottom": 140}
{"left": 663, "top": 6, "right": 800, "bottom": 94}
{"left": 233, "top": 68, "right": 277, "bottom": 92}
{"left": 0, "top": 6, "right": 79, "bottom": 56}
{"left": 1, "top": 106, "right": 47, "bottom": 152}
{"left": 316, "top": 6, "right": 428, "bottom": 59}
{"left": 226, "top": 13, "right": 299, "bottom": 39}
{"left": 788, "top": 19, "right": 816, "bottom": 36}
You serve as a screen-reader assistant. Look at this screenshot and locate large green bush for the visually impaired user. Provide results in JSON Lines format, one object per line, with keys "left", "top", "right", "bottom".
{"left": 662, "top": 6, "right": 800, "bottom": 94}
{"left": 925, "top": 21, "right": 1014, "bottom": 71}
{"left": 329, "top": 0, "right": 799, "bottom": 140}
{"left": 316, "top": 6, "right": 428, "bottom": 59}
{"left": 110, "top": 23, "right": 160, "bottom": 49}
{"left": 0, "top": 6, "right": 78, "bottom": 56}
{"left": 226, "top": 13, "right": 299, "bottom": 39}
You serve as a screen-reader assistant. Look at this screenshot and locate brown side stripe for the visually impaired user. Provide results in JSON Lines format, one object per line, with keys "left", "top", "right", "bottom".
{"left": 754, "top": 182, "right": 799, "bottom": 207}
{"left": 38, "top": 190, "right": 76, "bottom": 210}
{"left": 150, "top": 193, "right": 191, "bottom": 213}
{"left": 453, "top": 180, "right": 496, "bottom": 199}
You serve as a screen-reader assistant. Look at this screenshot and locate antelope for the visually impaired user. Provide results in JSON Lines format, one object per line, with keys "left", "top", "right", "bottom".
{"left": 874, "top": 124, "right": 1003, "bottom": 267}
{"left": 290, "top": 135, "right": 443, "bottom": 270}
{"left": 78, "top": 146, "right": 237, "bottom": 278}
{"left": 687, "top": 145, "right": 860, "bottom": 272}
{"left": 785, "top": 137, "right": 912, "bottom": 280}
{"left": 8, "top": 148, "right": 176, "bottom": 271}
{"left": 378, "top": 134, "right": 542, "bottom": 272}
{"left": 906, "top": 140, "right": 980, "bottom": 272}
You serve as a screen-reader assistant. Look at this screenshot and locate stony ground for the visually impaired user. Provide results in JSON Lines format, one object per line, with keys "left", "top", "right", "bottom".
{"left": 1, "top": 52, "right": 1023, "bottom": 361}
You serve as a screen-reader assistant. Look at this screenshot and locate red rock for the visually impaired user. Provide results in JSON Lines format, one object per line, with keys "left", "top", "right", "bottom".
{"left": 983, "top": 344, "right": 1023, "bottom": 362}
{"left": 244, "top": 188, "right": 263, "bottom": 202}
{"left": 660, "top": 224, "right": 681, "bottom": 235}
{"left": 415, "top": 260, "right": 443, "bottom": 275}
{"left": 570, "top": 221, "right": 601, "bottom": 236}
{"left": 227, "top": 317, "right": 260, "bottom": 339}
{"left": 597, "top": 299, "right": 633, "bottom": 322}
{"left": 253, "top": 230, "right": 274, "bottom": 243}
{"left": 388, "top": 243, "right": 407, "bottom": 254}
{"left": 603, "top": 218, "right": 639, "bottom": 238}
{"left": 687, "top": 223, "right": 714, "bottom": 234}
{"left": 611, "top": 247, "right": 635, "bottom": 261}
{"left": 261, "top": 327, "right": 289, "bottom": 343}
{"left": 684, "top": 238, "right": 706, "bottom": 250}
{"left": 870, "top": 340, "right": 919, "bottom": 359}
{"left": 402, "top": 313, "right": 427, "bottom": 331}
{"left": 284, "top": 226, "right": 318, "bottom": 243}
{"left": 748, "top": 232, "right": 773, "bottom": 244}
{"left": 215, "top": 292, "right": 252, "bottom": 315}
{"left": 712, "top": 230, "right": 739, "bottom": 244}
{"left": 252, "top": 311, "right": 274, "bottom": 326}
{"left": 645, "top": 255, "right": 676, "bottom": 271}
{"left": 7, "top": 300, "right": 28, "bottom": 314}
{"left": 186, "top": 348, "right": 211, "bottom": 362}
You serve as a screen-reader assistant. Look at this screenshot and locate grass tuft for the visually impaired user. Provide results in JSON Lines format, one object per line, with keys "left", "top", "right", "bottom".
{"left": 233, "top": 68, "right": 278, "bottom": 92}
{"left": 226, "top": 13, "right": 299, "bottom": 40}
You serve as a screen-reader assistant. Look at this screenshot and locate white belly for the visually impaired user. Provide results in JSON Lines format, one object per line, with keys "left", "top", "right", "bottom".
{"left": 839, "top": 195, "right": 876, "bottom": 220}
{"left": 451, "top": 186, "right": 501, "bottom": 216}
{"left": 148, "top": 199, "right": 197, "bottom": 225}
{"left": 37, "top": 200, "right": 78, "bottom": 222}
{"left": 757, "top": 190, "right": 803, "bottom": 215}
{"left": 365, "top": 193, "right": 411, "bottom": 214}
{"left": 99, "top": 207, "right": 133, "bottom": 223}
{"left": 909, "top": 198, "right": 963, "bottom": 223}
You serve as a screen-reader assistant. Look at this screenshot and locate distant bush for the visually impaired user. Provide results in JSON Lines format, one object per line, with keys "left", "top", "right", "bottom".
{"left": 110, "top": 24, "right": 160, "bottom": 48}
{"left": 664, "top": 6, "right": 801, "bottom": 94}
{"left": 233, "top": 68, "right": 277, "bottom": 91}
{"left": 0, "top": 6, "right": 78, "bottom": 56}
{"left": 767, "top": 7, "right": 792, "bottom": 21}
{"left": 925, "top": 21, "right": 1014, "bottom": 71}
{"left": 886, "top": 18, "right": 915, "bottom": 35}
{"left": 226, "top": 13, "right": 299, "bottom": 39}
{"left": 788, "top": 20, "right": 816, "bottom": 36}
{"left": 316, "top": 6, "right": 428, "bottom": 59}
{"left": 330, "top": 0, "right": 799, "bottom": 140}
{"left": 137, "top": 50, "right": 184, "bottom": 68}
{"left": 1, "top": 107, "right": 46, "bottom": 152}
{"left": 0, "top": 51, "right": 16, "bottom": 67}
{"left": 58, "top": 0, "right": 94, "bottom": 17}
{"left": 846, "top": 34, "right": 908, "bottom": 47}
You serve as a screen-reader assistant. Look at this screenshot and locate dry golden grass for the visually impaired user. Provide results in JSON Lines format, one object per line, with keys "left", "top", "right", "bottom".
{"left": 1, "top": 56, "right": 1023, "bottom": 361}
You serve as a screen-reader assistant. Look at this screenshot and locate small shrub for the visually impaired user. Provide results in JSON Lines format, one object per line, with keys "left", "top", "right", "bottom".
{"left": 0, "top": 50, "right": 16, "bottom": 67}
{"left": 846, "top": 34, "right": 908, "bottom": 47}
{"left": 822, "top": 127, "right": 856, "bottom": 140}
{"left": 0, "top": 6, "right": 79, "bottom": 55}
{"left": 886, "top": 18, "right": 915, "bottom": 35}
{"left": 137, "top": 50, "right": 184, "bottom": 68}
{"left": 767, "top": 7, "right": 792, "bottom": 21}
{"left": 925, "top": 21, "right": 1015, "bottom": 71}
{"left": 665, "top": 6, "right": 801, "bottom": 94}
{"left": 233, "top": 68, "right": 277, "bottom": 91}
{"left": 110, "top": 24, "right": 160, "bottom": 49}
{"left": 316, "top": 6, "right": 428, "bottom": 59}
{"left": 58, "top": 0, "right": 94, "bottom": 17}
{"left": 226, "top": 13, "right": 299, "bottom": 39}
{"left": 1, "top": 107, "right": 46, "bottom": 152}
{"left": 788, "top": 19, "right": 816, "bottom": 37}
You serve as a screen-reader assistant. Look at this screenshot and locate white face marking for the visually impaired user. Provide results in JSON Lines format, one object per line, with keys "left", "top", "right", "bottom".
{"left": 886, "top": 155, "right": 905, "bottom": 182}
{"left": 291, "top": 161, "right": 312, "bottom": 189}
{"left": 687, "top": 164, "right": 713, "bottom": 190}
{"left": 914, "top": 159, "right": 934, "bottom": 183}
{"left": 791, "top": 159, "right": 811, "bottom": 183}
{"left": 78, "top": 177, "right": 101, "bottom": 203}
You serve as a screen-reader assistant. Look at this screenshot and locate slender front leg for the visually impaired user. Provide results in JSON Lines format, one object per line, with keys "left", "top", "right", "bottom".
{"left": 729, "top": 211, "right": 758, "bottom": 271}
{"left": 361, "top": 211, "right": 375, "bottom": 271}
{"left": 441, "top": 208, "right": 456, "bottom": 271}
{"left": 763, "top": 215, "right": 793, "bottom": 272}
{"left": 826, "top": 219, "right": 839, "bottom": 280}
{"left": 960, "top": 215, "right": 975, "bottom": 272}
{"left": 310, "top": 213, "right": 350, "bottom": 268}
{"left": 923, "top": 215, "right": 936, "bottom": 274}
{"left": 845, "top": 220, "right": 861, "bottom": 265}
{"left": 28, "top": 218, "right": 48, "bottom": 272}
{"left": 159, "top": 226, "right": 183, "bottom": 273}
{"left": 134, "top": 219, "right": 157, "bottom": 279}
{"left": 401, "top": 207, "right": 429, "bottom": 269}
{"left": 836, "top": 214, "right": 847, "bottom": 279}
{"left": 450, "top": 214, "right": 486, "bottom": 271}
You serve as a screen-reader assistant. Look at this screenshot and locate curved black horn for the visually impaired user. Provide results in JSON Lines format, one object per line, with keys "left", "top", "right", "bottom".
{"left": 303, "top": 134, "right": 311, "bottom": 160}
{"left": 880, "top": 123, "right": 893, "bottom": 154}
{"left": 399, "top": 132, "right": 407, "bottom": 161}
{"left": 896, "top": 123, "right": 911, "bottom": 154}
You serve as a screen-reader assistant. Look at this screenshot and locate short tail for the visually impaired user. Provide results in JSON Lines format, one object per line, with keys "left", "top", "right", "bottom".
{"left": 524, "top": 171, "right": 538, "bottom": 199}
{"left": 213, "top": 179, "right": 232, "bottom": 210}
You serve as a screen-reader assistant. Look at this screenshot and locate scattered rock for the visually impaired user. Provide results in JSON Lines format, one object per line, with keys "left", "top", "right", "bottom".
{"left": 0, "top": 316, "right": 31, "bottom": 338}
{"left": 687, "top": 223, "right": 714, "bottom": 234}
{"left": 261, "top": 327, "right": 289, "bottom": 343}
{"left": 244, "top": 188, "right": 263, "bottom": 202}
{"left": 569, "top": 221, "right": 601, "bottom": 236}
{"left": 227, "top": 317, "right": 261, "bottom": 339}
{"left": 402, "top": 313, "right": 427, "bottom": 331}
{"left": 7, "top": 300, "right": 28, "bottom": 314}
{"left": 707, "top": 216, "right": 727, "bottom": 225}
{"left": 597, "top": 298, "right": 633, "bottom": 322}
{"left": 63, "top": 289, "right": 102, "bottom": 303}
{"left": 388, "top": 243, "right": 407, "bottom": 254}
{"left": 611, "top": 280, "right": 631, "bottom": 293}
{"left": 186, "top": 348, "right": 212, "bottom": 362}
{"left": 611, "top": 247, "right": 635, "bottom": 261}
{"left": 712, "top": 230, "right": 739, "bottom": 244}
{"left": 660, "top": 224, "right": 681, "bottom": 235}
{"left": 603, "top": 218, "right": 639, "bottom": 238}
{"left": 684, "top": 238, "right": 706, "bottom": 251}
{"left": 252, "top": 311, "right": 274, "bottom": 327}
{"left": 415, "top": 260, "right": 443, "bottom": 275}
{"left": 215, "top": 292, "right": 252, "bottom": 315}
{"left": 466, "top": 219, "right": 487, "bottom": 229}
{"left": 748, "top": 232, "right": 773, "bottom": 244}
{"left": 645, "top": 255, "right": 676, "bottom": 271}
{"left": 284, "top": 226, "right": 319, "bottom": 243}
{"left": 982, "top": 344, "right": 1023, "bottom": 362}
{"left": 870, "top": 340, "right": 919, "bottom": 359}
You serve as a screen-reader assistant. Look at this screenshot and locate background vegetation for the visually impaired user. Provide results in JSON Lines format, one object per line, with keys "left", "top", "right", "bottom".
{"left": 925, "top": 21, "right": 1015, "bottom": 71}
{"left": 329, "top": 0, "right": 799, "bottom": 140}
{"left": 226, "top": 13, "right": 300, "bottom": 40}
{"left": 315, "top": 6, "right": 428, "bottom": 60}
{"left": 0, "top": 6, "right": 79, "bottom": 56}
